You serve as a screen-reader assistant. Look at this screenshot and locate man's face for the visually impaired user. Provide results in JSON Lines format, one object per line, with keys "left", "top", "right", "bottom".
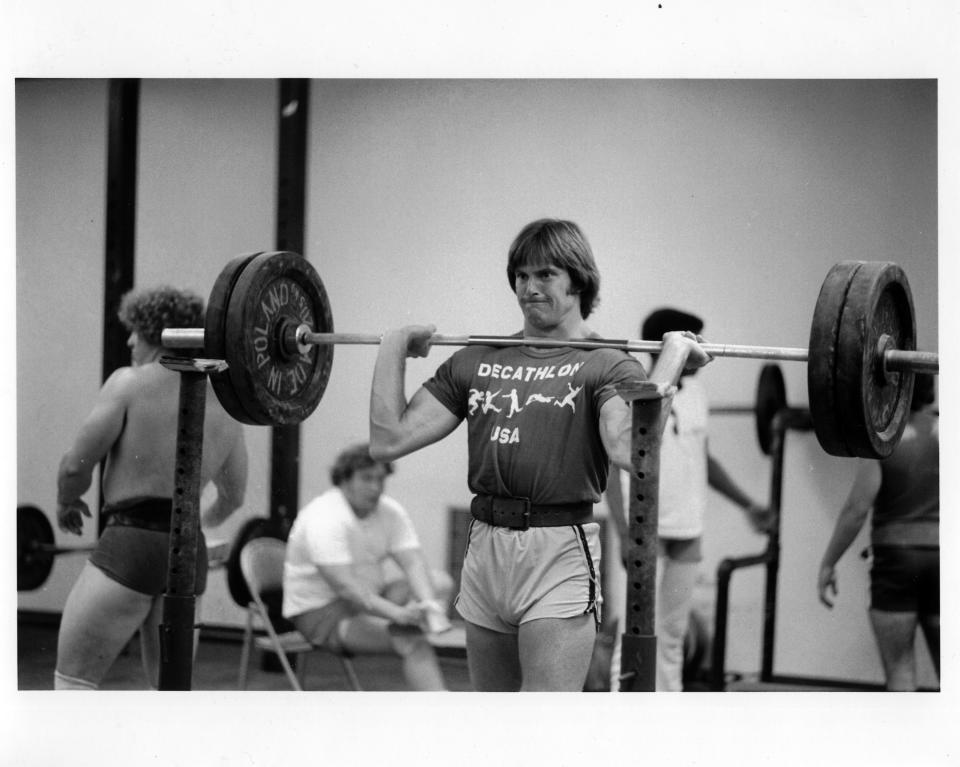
{"left": 514, "top": 260, "right": 580, "bottom": 332}
{"left": 340, "top": 464, "right": 388, "bottom": 517}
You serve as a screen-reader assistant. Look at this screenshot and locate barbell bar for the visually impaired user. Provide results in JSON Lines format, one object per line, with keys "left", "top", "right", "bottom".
{"left": 162, "top": 326, "right": 938, "bottom": 374}
{"left": 157, "top": 252, "right": 937, "bottom": 459}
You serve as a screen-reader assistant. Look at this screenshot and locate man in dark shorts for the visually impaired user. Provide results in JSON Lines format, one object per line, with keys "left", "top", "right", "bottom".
{"left": 817, "top": 374, "right": 939, "bottom": 690}
{"left": 369, "top": 218, "right": 712, "bottom": 691}
{"left": 54, "top": 286, "right": 248, "bottom": 690}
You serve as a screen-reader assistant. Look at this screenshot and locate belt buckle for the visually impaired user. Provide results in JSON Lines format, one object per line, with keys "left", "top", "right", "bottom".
{"left": 499, "top": 496, "right": 530, "bottom": 530}
{"left": 518, "top": 498, "right": 531, "bottom": 530}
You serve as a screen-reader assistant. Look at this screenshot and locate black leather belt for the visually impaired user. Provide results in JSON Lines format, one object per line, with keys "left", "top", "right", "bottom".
{"left": 103, "top": 498, "right": 173, "bottom": 533}
{"left": 470, "top": 494, "right": 592, "bottom": 530}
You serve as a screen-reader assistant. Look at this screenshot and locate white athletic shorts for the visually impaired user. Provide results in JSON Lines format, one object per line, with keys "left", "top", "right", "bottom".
{"left": 455, "top": 519, "right": 602, "bottom": 633}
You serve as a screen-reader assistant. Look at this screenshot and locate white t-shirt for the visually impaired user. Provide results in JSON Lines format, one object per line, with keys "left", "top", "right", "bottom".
{"left": 282, "top": 487, "right": 421, "bottom": 618}
{"left": 620, "top": 375, "right": 710, "bottom": 539}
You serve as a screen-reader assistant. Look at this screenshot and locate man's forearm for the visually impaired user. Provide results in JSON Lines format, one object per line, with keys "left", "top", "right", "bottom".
{"left": 605, "top": 467, "right": 628, "bottom": 539}
{"left": 708, "top": 457, "right": 756, "bottom": 510}
{"left": 820, "top": 507, "right": 869, "bottom": 568}
{"left": 403, "top": 556, "right": 438, "bottom": 603}
{"left": 369, "top": 334, "right": 410, "bottom": 458}
{"left": 56, "top": 453, "right": 93, "bottom": 504}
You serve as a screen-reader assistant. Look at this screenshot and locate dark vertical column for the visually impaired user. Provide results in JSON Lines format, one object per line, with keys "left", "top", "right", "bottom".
{"left": 100, "top": 79, "right": 140, "bottom": 533}
{"left": 616, "top": 381, "right": 665, "bottom": 692}
{"left": 158, "top": 367, "right": 208, "bottom": 691}
{"left": 102, "top": 78, "right": 140, "bottom": 381}
{"left": 760, "top": 412, "right": 786, "bottom": 683}
{"left": 271, "top": 79, "right": 310, "bottom": 535}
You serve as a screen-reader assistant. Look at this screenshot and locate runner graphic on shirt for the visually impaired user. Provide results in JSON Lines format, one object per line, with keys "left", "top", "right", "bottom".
{"left": 553, "top": 383, "right": 584, "bottom": 413}
{"left": 502, "top": 389, "right": 524, "bottom": 418}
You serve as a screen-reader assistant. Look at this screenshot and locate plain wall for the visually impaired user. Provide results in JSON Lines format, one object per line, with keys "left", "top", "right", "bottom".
{"left": 16, "top": 79, "right": 938, "bottom": 687}
{"left": 16, "top": 79, "right": 109, "bottom": 606}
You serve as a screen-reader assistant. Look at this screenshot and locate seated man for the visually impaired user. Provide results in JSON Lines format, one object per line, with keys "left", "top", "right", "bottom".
{"left": 283, "top": 443, "right": 453, "bottom": 690}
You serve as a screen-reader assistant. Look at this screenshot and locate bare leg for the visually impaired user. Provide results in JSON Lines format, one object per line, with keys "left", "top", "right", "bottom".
{"left": 518, "top": 614, "right": 596, "bottom": 691}
{"left": 608, "top": 622, "right": 622, "bottom": 692}
{"left": 139, "top": 597, "right": 164, "bottom": 689}
{"left": 465, "top": 621, "right": 522, "bottom": 691}
{"left": 336, "top": 614, "right": 446, "bottom": 690}
{"left": 869, "top": 609, "right": 919, "bottom": 691}
{"left": 382, "top": 569, "right": 454, "bottom": 609}
{"left": 56, "top": 563, "right": 155, "bottom": 689}
{"left": 657, "top": 558, "right": 698, "bottom": 691}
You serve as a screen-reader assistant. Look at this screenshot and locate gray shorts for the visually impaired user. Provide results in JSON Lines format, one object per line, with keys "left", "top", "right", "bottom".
{"left": 454, "top": 520, "right": 601, "bottom": 633}
{"left": 292, "top": 599, "right": 360, "bottom": 649}
{"left": 290, "top": 570, "right": 452, "bottom": 650}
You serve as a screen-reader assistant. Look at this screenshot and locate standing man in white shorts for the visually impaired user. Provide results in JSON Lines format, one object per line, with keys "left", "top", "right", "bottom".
{"left": 369, "top": 218, "right": 712, "bottom": 691}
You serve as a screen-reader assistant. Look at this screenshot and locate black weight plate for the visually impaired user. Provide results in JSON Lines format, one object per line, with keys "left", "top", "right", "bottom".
{"left": 754, "top": 364, "right": 787, "bottom": 456}
{"left": 18, "top": 505, "right": 55, "bottom": 591}
{"left": 808, "top": 261, "right": 862, "bottom": 457}
{"left": 222, "top": 251, "right": 334, "bottom": 425}
{"left": 205, "top": 252, "right": 264, "bottom": 425}
{"left": 834, "top": 262, "right": 916, "bottom": 458}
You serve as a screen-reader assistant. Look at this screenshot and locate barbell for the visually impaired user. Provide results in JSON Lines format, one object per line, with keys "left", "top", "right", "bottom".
{"left": 159, "top": 251, "right": 938, "bottom": 459}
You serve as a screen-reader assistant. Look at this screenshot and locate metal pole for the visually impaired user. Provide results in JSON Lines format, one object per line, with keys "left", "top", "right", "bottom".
{"left": 760, "top": 407, "right": 812, "bottom": 683}
{"left": 157, "top": 365, "right": 208, "bottom": 691}
{"left": 759, "top": 411, "right": 786, "bottom": 682}
{"left": 615, "top": 380, "right": 665, "bottom": 692}
{"left": 271, "top": 78, "right": 310, "bottom": 536}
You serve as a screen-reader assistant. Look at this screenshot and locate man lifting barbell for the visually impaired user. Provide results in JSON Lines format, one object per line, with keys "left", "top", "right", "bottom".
{"left": 53, "top": 286, "right": 248, "bottom": 690}
{"left": 367, "top": 218, "right": 712, "bottom": 691}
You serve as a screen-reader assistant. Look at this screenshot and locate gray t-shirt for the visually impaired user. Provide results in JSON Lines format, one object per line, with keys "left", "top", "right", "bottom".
{"left": 423, "top": 341, "right": 646, "bottom": 505}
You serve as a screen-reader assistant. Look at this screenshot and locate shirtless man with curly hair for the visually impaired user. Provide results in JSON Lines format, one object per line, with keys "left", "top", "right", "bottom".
{"left": 54, "top": 286, "right": 248, "bottom": 690}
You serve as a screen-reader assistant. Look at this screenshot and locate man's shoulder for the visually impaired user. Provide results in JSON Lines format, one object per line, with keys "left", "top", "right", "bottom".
{"left": 376, "top": 494, "right": 407, "bottom": 516}
{"left": 299, "top": 488, "right": 348, "bottom": 518}
{"left": 583, "top": 346, "right": 646, "bottom": 377}
{"left": 106, "top": 362, "right": 177, "bottom": 393}
{"left": 99, "top": 364, "right": 152, "bottom": 402}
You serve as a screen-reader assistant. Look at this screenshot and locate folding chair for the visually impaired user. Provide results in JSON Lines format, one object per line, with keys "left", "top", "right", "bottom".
{"left": 237, "top": 537, "right": 362, "bottom": 691}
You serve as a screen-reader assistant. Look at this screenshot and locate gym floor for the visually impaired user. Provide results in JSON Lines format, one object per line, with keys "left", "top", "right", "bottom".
{"left": 17, "top": 614, "right": 473, "bottom": 692}
{"left": 19, "top": 613, "right": 864, "bottom": 693}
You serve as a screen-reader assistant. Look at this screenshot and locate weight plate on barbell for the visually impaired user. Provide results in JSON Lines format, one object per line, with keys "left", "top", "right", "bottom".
{"left": 218, "top": 251, "right": 334, "bottom": 425}
{"left": 836, "top": 261, "right": 916, "bottom": 459}
{"left": 205, "top": 252, "right": 266, "bottom": 425}
{"left": 808, "top": 261, "right": 915, "bottom": 459}
{"left": 754, "top": 364, "right": 787, "bottom": 456}
{"left": 808, "top": 261, "right": 860, "bottom": 458}
{"left": 18, "top": 505, "right": 55, "bottom": 591}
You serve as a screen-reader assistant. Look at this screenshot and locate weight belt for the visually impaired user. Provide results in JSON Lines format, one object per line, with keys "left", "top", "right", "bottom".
{"left": 102, "top": 497, "right": 174, "bottom": 534}
{"left": 470, "top": 494, "right": 592, "bottom": 530}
